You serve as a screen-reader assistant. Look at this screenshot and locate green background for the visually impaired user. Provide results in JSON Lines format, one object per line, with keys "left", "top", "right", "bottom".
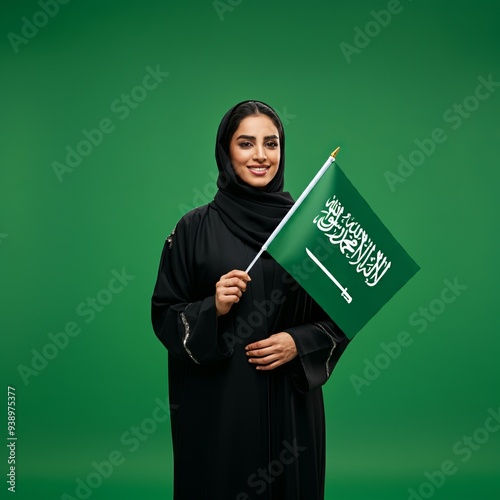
{"left": 1, "top": 0, "right": 499, "bottom": 499}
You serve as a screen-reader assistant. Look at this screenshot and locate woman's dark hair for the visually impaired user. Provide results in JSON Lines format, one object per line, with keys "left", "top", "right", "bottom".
{"left": 220, "top": 101, "right": 284, "bottom": 154}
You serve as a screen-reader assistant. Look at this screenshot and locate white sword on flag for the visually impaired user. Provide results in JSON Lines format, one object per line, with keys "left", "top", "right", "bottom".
{"left": 305, "top": 247, "right": 352, "bottom": 304}
{"left": 245, "top": 147, "right": 340, "bottom": 274}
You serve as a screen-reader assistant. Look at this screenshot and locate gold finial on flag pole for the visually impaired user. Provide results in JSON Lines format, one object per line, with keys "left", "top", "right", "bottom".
{"left": 331, "top": 147, "right": 340, "bottom": 158}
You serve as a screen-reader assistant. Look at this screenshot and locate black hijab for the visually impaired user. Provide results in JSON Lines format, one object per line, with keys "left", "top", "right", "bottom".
{"left": 210, "top": 100, "right": 294, "bottom": 249}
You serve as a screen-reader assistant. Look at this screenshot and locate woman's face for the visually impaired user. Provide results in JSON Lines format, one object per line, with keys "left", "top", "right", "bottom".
{"left": 229, "top": 114, "right": 280, "bottom": 188}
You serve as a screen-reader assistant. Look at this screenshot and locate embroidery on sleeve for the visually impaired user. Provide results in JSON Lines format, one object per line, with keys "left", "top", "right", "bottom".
{"left": 314, "top": 322, "right": 337, "bottom": 378}
{"left": 180, "top": 306, "right": 200, "bottom": 365}
{"left": 166, "top": 226, "right": 176, "bottom": 249}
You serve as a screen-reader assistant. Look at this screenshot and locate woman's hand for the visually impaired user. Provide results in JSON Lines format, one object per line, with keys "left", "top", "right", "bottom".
{"left": 245, "top": 332, "right": 297, "bottom": 370}
{"left": 215, "top": 270, "right": 251, "bottom": 317}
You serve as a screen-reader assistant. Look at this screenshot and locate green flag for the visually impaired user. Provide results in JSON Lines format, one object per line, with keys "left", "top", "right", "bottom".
{"left": 266, "top": 160, "right": 420, "bottom": 340}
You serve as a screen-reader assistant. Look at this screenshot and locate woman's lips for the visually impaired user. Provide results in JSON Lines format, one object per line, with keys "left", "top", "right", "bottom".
{"left": 247, "top": 165, "right": 270, "bottom": 176}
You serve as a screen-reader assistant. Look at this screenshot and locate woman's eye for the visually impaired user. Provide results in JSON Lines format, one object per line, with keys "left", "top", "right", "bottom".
{"left": 266, "top": 141, "right": 278, "bottom": 148}
{"left": 239, "top": 141, "right": 252, "bottom": 148}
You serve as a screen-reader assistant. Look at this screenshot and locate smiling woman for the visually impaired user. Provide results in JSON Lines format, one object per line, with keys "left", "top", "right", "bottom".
{"left": 151, "top": 100, "right": 350, "bottom": 499}
{"left": 228, "top": 115, "right": 280, "bottom": 188}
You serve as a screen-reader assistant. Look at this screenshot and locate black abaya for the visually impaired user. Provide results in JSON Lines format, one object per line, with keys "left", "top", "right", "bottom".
{"left": 151, "top": 100, "right": 350, "bottom": 499}
{"left": 152, "top": 206, "right": 349, "bottom": 499}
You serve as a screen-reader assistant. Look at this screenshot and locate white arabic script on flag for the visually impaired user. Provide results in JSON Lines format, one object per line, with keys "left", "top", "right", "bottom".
{"left": 313, "top": 196, "right": 391, "bottom": 287}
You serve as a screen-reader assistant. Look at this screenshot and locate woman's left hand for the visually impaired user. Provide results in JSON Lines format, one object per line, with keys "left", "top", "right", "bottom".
{"left": 245, "top": 332, "right": 298, "bottom": 371}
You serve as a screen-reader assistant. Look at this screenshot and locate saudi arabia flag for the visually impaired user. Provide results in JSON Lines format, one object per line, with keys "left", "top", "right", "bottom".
{"left": 264, "top": 156, "right": 420, "bottom": 340}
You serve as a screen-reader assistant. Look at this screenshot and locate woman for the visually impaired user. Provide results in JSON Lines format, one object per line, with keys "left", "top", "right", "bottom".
{"left": 151, "top": 100, "right": 350, "bottom": 499}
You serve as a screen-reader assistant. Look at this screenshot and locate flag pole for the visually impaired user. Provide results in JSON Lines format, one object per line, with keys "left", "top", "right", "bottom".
{"left": 245, "top": 147, "right": 340, "bottom": 274}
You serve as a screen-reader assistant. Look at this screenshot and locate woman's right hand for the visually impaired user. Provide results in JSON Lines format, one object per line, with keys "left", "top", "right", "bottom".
{"left": 215, "top": 270, "right": 251, "bottom": 317}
